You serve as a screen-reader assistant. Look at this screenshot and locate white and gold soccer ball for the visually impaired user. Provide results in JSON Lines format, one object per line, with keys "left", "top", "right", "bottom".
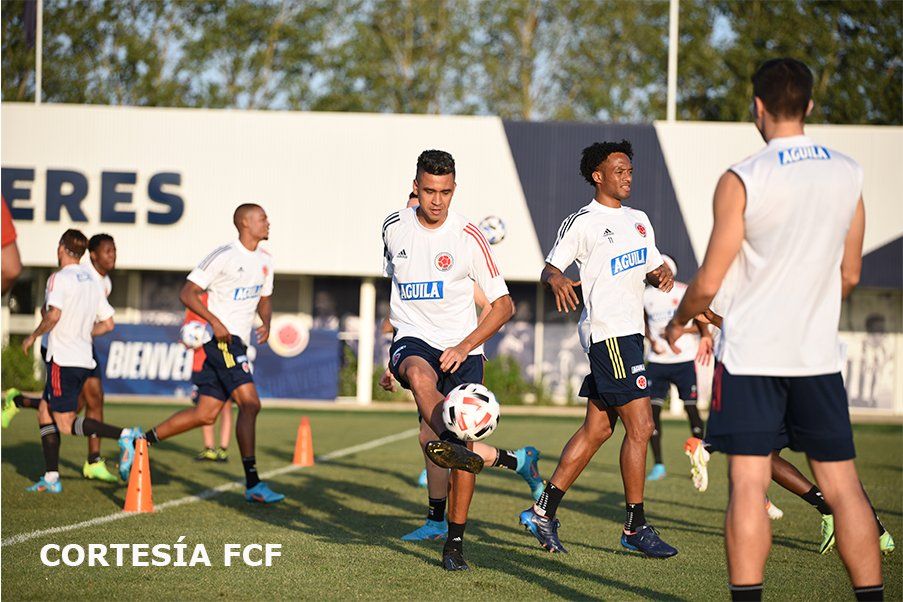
{"left": 478, "top": 215, "right": 507, "bottom": 245}
{"left": 180, "top": 320, "right": 212, "bottom": 349}
{"left": 442, "top": 383, "right": 500, "bottom": 441}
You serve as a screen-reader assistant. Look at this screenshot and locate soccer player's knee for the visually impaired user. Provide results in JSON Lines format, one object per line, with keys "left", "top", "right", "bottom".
{"left": 405, "top": 366, "right": 435, "bottom": 392}
{"left": 418, "top": 425, "right": 433, "bottom": 448}
{"left": 586, "top": 421, "right": 613, "bottom": 446}
{"left": 199, "top": 410, "right": 218, "bottom": 426}
{"left": 627, "top": 417, "right": 655, "bottom": 442}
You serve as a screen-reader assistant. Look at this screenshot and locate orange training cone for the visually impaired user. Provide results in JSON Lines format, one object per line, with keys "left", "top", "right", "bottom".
{"left": 124, "top": 438, "right": 154, "bottom": 513}
{"left": 292, "top": 416, "right": 314, "bottom": 467}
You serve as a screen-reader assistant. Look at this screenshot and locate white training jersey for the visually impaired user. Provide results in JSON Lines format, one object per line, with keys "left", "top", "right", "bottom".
{"left": 718, "top": 134, "right": 862, "bottom": 376}
{"left": 44, "top": 264, "right": 115, "bottom": 369}
{"left": 382, "top": 208, "right": 509, "bottom": 354}
{"left": 187, "top": 240, "right": 274, "bottom": 344}
{"left": 546, "top": 200, "right": 663, "bottom": 343}
{"left": 644, "top": 282, "right": 698, "bottom": 364}
{"left": 84, "top": 261, "right": 112, "bottom": 298}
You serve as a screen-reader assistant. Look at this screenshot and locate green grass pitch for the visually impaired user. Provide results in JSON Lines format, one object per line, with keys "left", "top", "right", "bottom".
{"left": 2, "top": 403, "right": 900, "bottom": 600}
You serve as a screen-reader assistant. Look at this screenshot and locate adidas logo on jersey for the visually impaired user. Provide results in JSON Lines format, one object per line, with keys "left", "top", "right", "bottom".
{"left": 610, "top": 248, "right": 647, "bottom": 275}
{"left": 396, "top": 249, "right": 408, "bottom": 259}
{"left": 603, "top": 228, "right": 614, "bottom": 243}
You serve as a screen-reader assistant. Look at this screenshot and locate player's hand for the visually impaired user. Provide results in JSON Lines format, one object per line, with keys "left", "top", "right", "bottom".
{"left": 378, "top": 368, "right": 396, "bottom": 392}
{"left": 696, "top": 335, "right": 714, "bottom": 366}
{"left": 651, "top": 339, "right": 666, "bottom": 355}
{"left": 439, "top": 343, "right": 469, "bottom": 374}
{"left": 648, "top": 262, "right": 674, "bottom": 292}
{"left": 548, "top": 273, "right": 581, "bottom": 313}
{"left": 663, "top": 320, "right": 686, "bottom": 354}
{"left": 22, "top": 334, "right": 35, "bottom": 356}
{"left": 211, "top": 319, "right": 232, "bottom": 343}
{"left": 256, "top": 323, "right": 270, "bottom": 345}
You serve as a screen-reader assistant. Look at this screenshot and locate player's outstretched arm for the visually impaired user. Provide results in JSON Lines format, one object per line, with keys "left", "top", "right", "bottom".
{"left": 256, "top": 295, "right": 272, "bottom": 344}
{"left": 666, "top": 171, "right": 745, "bottom": 351}
{"left": 180, "top": 281, "right": 231, "bottom": 343}
{"left": 22, "top": 306, "right": 61, "bottom": 355}
{"left": 840, "top": 196, "right": 865, "bottom": 299}
{"left": 541, "top": 263, "right": 581, "bottom": 313}
{"left": 439, "top": 294, "right": 515, "bottom": 373}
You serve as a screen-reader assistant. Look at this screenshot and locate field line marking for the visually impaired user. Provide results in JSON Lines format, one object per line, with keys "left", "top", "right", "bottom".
{"left": 1, "top": 427, "right": 420, "bottom": 547}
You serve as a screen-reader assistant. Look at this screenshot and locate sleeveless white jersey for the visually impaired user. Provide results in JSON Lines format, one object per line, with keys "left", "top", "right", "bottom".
{"left": 644, "top": 282, "right": 698, "bottom": 364}
{"left": 718, "top": 134, "right": 862, "bottom": 376}
{"left": 546, "top": 201, "right": 663, "bottom": 342}
{"left": 45, "top": 264, "right": 115, "bottom": 368}
{"left": 187, "top": 240, "right": 274, "bottom": 344}
{"left": 382, "top": 208, "right": 509, "bottom": 354}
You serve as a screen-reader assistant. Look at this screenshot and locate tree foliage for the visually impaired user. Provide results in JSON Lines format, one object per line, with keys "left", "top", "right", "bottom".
{"left": 2, "top": 0, "right": 899, "bottom": 124}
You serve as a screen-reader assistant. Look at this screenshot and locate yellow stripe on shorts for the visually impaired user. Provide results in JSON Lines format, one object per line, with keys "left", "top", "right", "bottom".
{"left": 606, "top": 337, "right": 626, "bottom": 379}
{"left": 218, "top": 341, "right": 236, "bottom": 368}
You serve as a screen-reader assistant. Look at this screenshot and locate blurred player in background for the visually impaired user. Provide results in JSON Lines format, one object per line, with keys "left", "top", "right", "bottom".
{"left": 381, "top": 190, "right": 544, "bottom": 543}
{"left": 643, "top": 254, "right": 712, "bottom": 481}
{"left": 666, "top": 58, "right": 883, "bottom": 600}
{"left": 521, "top": 140, "right": 678, "bottom": 559}
{"left": 182, "top": 292, "right": 234, "bottom": 462}
{"left": 1, "top": 197, "right": 22, "bottom": 294}
{"left": 141, "top": 204, "right": 283, "bottom": 504}
{"left": 382, "top": 150, "right": 516, "bottom": 570}
{"left": 19, "top": 229, "right": 141, "bottom": 492}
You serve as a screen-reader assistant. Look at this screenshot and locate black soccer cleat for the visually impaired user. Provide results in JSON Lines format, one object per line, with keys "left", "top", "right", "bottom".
{"left": 426, "top": 440, "right": 484, "bottom": 474}
{"left": 621, "top": 524, "right": 678, "bottom": 558}
{"left": 519, "top": 507, "right": 568, "bottom": 553}
{"left": 441, "top": 548, "right": 470, "bottom": 571}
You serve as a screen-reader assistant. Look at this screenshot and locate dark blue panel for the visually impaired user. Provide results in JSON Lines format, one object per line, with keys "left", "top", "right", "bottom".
{"left": 860, "top": 237, "right": 902, "bottom": 289}
{"left": 502, "top": 121, "right": 698, "bottom": 280}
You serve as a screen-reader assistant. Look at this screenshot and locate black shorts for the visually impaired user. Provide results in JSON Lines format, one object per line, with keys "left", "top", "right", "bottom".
{"left": 579, "top": 334, "right": 649, "bottom": 407}
{"left": 87, "top": 346, "right": 102, "bottom": 380}
{"left": 43, "top": 362, "right": 92, "bottom": 413}
{"left": 192, "top": 338, "right": 254, "bottom": 402}
{"left": 706, "top": 362, "right": 854, "bottom": 462}
{"left": 389, "top": 337, "right": 484, "bottom": 397}
{"left": 647, "top": 361, "right": 697, "bottom": 405}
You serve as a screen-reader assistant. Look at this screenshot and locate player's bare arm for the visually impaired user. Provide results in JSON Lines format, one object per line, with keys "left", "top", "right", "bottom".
{"left": 22, "top": 305, "right": 61, "bottom": 354}
{"left": 665, "top": 170, "right": 745, "bottom": 351}
{"left": 180, "top": 280, "right": 231, "bottom": 343}
{"left": 91, "top": 316, "right": 115, "bottom": 338}
{"left": 840, "top": 195, "right": 865, "bottom": 299}
{"left": 256, "top": 295, "right": 272, "bottom": 344}
{"left": 541, "top": 263, "right": 581, "bottom": 313}
{"left": 439, "top": 294, "right": 515, "bottom": 373}
{"left": 646, "top": 262, "right": 674, "bottom": 292}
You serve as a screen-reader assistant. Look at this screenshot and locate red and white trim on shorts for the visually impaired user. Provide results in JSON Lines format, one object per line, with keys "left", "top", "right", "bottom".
{"left": 712, "top": 362, "right": 724, "bottom": 412}
{"left": 51, "top": 362, "right": 62, "bottom": 397}
{"left": 464, "top": 223, "right": 499, "bottom": 277}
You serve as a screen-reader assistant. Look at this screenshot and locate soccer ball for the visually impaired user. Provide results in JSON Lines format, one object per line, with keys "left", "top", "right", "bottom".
{"left": 442, "top": 383, "right": 500, "bottom": 442}
{"left": 180, "top": 320, "right": 212, "bottom": 349}
{"left": 478, "top": 215, "right": 507, "bottom": 245}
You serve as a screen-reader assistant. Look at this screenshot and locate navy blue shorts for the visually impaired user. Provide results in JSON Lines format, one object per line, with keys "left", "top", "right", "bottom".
{"left": 43, "top": 362, "right": 92, "bottom": 413}
{"left": 389, "top": 337, "right": 484, "bottom": 397}
{"left": 706, "top": 363, "right": 854, "bottom": 461}
{"left": 579, "top": 334, "right": 649, "bottom": 407}
{"left": 192, "top": 338, "right": 254, "bottom": 402}
{"left": 87, "top": 346, "right": 102, "bottom": 380}
{"left": 647, "top": 361, "right": 697, "bottom": 404}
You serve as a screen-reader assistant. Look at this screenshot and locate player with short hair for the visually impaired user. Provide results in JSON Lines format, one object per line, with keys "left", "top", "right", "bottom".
{"left": 140, "top": 204, "right": 283, "bottom": 504}
{"left": 665, "top": 58, "right": 882, "bottom": 600}
{"left": 643, "top": 254, "right": 712, "bottom": 481}
{"left": 520, "top": 140, "right": 678, "bottom": 559}
{"left": 382, "top": 150, "right": 516, "bottom": 570}
{"left": 20, "top": 229, "right": 142, "bottom": 493}
{"left": 382, "top": 191, "right": 544, "bottom": 543}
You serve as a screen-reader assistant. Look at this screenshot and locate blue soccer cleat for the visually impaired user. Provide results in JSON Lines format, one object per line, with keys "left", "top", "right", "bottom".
{"left": 118, "top": 427, "right": 144, "bottom": 481}
{"left": 417, "top": 468, "right": 428, "bottom": 488}
{"left": 26, "top": 477, "right": 62, "bottom": 493}
{"left": 401, "top": 519, "right": 448, "bottom": 541}
{"left": 515, "top": 446, "right": 544, "bottom": 501}
{"left": 621, "top": 524, "right": 678, "bottom": 558}
{"left": 519, "top": 507, "right": 568, "bottom": 553}
{"left": 646, "top": 463, "right": 667, "bottom": 481}
{"left": 245, "top": 481, "right": 285, "bottom": 504}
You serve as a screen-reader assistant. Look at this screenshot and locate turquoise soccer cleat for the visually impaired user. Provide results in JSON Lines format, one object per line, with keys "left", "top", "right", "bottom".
{"left": 26, "top": 477, "right": 62, "bottom": 493}
{"left": 245, "top": 482, "right": 285, "bottom": 504}
{"left": 417, "top": 468, "right": 428, "bottom": 488}
{"left": 515, "top": 446, "right": 544, "bottom": 501}
{"left": 117, "top": 427, "right": 144, "bottom": 481}
{"left": 646, "top": 463, "right": 667, "bottom": 481}
{"left": 401, "top": 519, "right": 448, "bottom": 541}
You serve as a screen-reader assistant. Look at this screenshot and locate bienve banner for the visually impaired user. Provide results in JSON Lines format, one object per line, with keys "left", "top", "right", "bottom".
{"left": 93, "top": 321, "right": 341, "bottom": 400}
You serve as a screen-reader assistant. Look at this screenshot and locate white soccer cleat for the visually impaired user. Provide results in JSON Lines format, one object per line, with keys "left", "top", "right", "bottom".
{"left": 684, "top": 437, "right": 710, "bottom": 492}
{"left": 765, "top": 498, "right": 784, "bottom": 520}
